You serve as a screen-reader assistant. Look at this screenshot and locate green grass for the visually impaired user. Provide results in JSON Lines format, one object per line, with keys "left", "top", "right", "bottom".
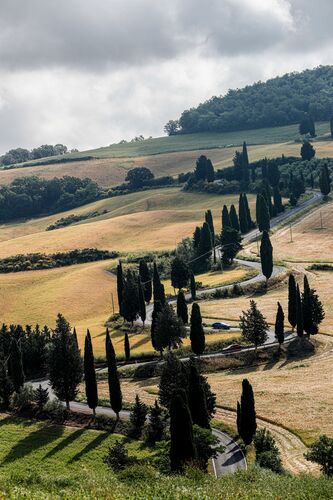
{"left": 11, "top": 122, "right": 331, "bottom": 164}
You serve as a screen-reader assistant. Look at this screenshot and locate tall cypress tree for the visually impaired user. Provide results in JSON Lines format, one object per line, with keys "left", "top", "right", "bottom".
{"left": 0, "top": 361, "right": 13, "bottom": 410}
{"left": 319, "top": 166, "right": 331, "bottom": 197}
{"left": 275, "top": 302, "right": 285, "bottom": 351}
{"left": 261, "top": 180, "right": 274, "bottom": 217}
{"left": 124, "top": 332, "right": 130, "bottom": 362}
{"left": 146, "top": 400, "right": 166, "bottom": 445}
{"left": 190, "top": 272, "right": 196, "bottom": 301}
{"left": 260, "top": 230, "right": 273, "bottom": 281}
{"left": 239, "top": 193, "right": 249, "bottom": 234}
{"left": 116, "top": 261, "right": 124, "bottom": 316}
{"left": 73, "top": 327, "right": 79, "bottom": 350}
{"left": 188, "top": 362, "right": 210, "bottom": 429}
{"left": 84, "top": 330, "right": 98, "bottom": 416}
{"left": 49, "top": 314, "right": 83, "bottom": 410}
{"left": 242, "top": 141, "right": 250, "bottom": 185}
{"left": 222, "top": 205, "right": 231, "bottom": 229}
{"left": 256, "top": 194, "right": 270, "bottom": 232}
{"left": 177, "top": 291, "right": 188, "bottom": 324}
{"left": 273, "top": 185, "right": 283, "bottom": 214}
{"left": 206, "top": 159, "right": 215, "bottom": 182}
{"left": 243, "top": 193, "right": 254, "bottom": 229}
{"left": 229, "top": 204, "right": 240, "bottom": 232}
{"left": 139, "top": 260, "right": 152, "bottom": 303}
{"left": 302, "top": 276, "right": 325, "bottom": 336}
{"left": 170, "top": 392, "right": 196, "bottom": 472}
{"left": 151, "top": 300, "right": 162, "bottom": 350}
{"left": 205, "top": 209, "right": 216, "bottom": 263}
{"left": 193, "top": 227, "right": 201, "bottom": 250}
{"left": 239, "top": 378, "right": 257, "bottom": 446}
{"left": 296, "top": 284, "right": 304, "bottom": 338}
{"left": 190, "top": 303, "right": 205, "bottom": 356}
{"left": 197, "top": 222, "right": 212, "bottom": 273}
{"left": 9, "top": 338, "right": 24, "bottom": 393}
{"left": 153, "top": 263, "right": 165, "bottom": 305}
{"left": 122, "top": 270, "right": 140, "bottom": 325}
{"left": 105, "top": 328, "right": 122, "bottom": 420}
{"left": 194, "top": 155, "right": 208, "bottom": 181}
{"left": 288, "top": 274, "right": 297, "bottom": 331}
{"left": 138, "top": 276, "right": 146, "bottom": 326}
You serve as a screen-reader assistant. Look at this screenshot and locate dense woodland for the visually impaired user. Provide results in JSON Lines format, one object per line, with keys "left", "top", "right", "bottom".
{"left": 165, "top": 66, "right": 333, "bottom": 134}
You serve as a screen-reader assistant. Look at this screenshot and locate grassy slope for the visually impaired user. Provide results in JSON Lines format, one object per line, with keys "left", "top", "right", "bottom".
{"left": 0, "top": 416, "right": 331, "bottom": 499}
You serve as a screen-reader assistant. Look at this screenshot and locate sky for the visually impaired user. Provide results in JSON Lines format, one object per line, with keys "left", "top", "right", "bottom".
{"left": 0, "top": 0, "right": 332, "bottom": 153}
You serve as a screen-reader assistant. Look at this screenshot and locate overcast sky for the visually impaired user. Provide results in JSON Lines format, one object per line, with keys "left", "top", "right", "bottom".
{"left": 0, "top": 0, "right": 332, "bottom": 153}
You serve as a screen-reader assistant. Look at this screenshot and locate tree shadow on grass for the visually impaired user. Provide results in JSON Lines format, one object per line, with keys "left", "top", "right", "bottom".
{"left": 129, "top": 336, "right": 150, "bottom": 351}
{"left": 43, "top": 428, "right": 85, "bottom": 459}
{"left": 68, "top": 431, "right": 109, "bottom": 463}
{"left": 2, "top": 424, "right": 65, "bottom": 464}
{"left": 0, "top": 415, "right": 37, "bottom": 428}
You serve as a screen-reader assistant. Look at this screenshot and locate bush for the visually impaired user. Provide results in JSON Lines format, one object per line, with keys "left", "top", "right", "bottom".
{"left": 10, "top": 384, "right": 35, "bottom": 411}
{"left": 43, "top": 399, "right": 68, "bottom": 423}
{"left": 305, "top": 435, "right": 333, "bottom": 476}
{"left": 232, "top": 284, "right": 244, "bottom": 296}
{"left": 256, "top": 450, "right": 283, "bottom": 473}
{"left": 254, "top": 429, "right": 283, "bottom": 473}
{"left": 104, "top": 440, "right": 134, "bottom": 471}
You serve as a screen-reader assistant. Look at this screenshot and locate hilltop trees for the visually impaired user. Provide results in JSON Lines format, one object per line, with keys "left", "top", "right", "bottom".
{"left": 240, "top": 301, "right": 269, "bottom": 352}
{"left": 238, "top": 379, "right": 257, "bottom": 446}
{"left": 190, "top": 303, "right": 205, "bottom": 356}
{"left": 106, "top": 329, "right": 122, "bottom": 420}
{"left": 260, "top": 231, "right": 273, "bottom": 281}
{"left": 84, "top": 330, "right": 98, "bottom": 416}
{"left": 49, "top": 314, "right": 83, "bottom": 410}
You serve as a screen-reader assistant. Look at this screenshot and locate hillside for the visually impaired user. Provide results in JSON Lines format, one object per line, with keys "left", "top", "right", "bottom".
{"left": 169, "top": 66, "right": 333, "bottom": 135}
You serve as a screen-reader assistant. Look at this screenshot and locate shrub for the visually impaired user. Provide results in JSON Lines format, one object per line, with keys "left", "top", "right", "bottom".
{"left": 232, "top": 284, "right": 244, "bottom": 296}
{"left": 103, "top": 440, "right": 134, "bottom": 471}
{"left": 43, "top": 399, "right": 67, "bottom": 423}
{"left": 10, "top": 384, "right": 35, "bottom": 411}
{"left": 254, "top": 429, "right": 283, "bottom": 473}
{"left": 305, "top": 435, "right": 333, "bottom": 476}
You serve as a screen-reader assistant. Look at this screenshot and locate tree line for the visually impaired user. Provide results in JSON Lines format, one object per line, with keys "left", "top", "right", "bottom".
{"left": 1, "top": 144, "right": 71, "bottom": 166}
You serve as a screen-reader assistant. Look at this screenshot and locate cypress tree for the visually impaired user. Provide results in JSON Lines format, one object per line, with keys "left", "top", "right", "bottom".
{"left": 177, "top": 291, "right": 188, "bottom": 324}
{"left": 206, "top": 159, "right": 215, "bottom": 182}
{"left": 302, "top": 276, "right": 325, "bottom": 335}
{"left": 124, "top": 332, "right": 130, "bottom": 361}
{"left": 190, "top": 303, "right": 205, "bottom": 356}
{"left": 296, "top": 284, "right": 304, "bottom": 338}
{"left": 256, "top": 194, "right": 270, "bottom": 232}
{"left": 330, "top": 115, "right": 333, "bottom": 140}
{"left": 197, "top": 222, "right": 212, "bottom": 273}
{"left": 193, "top": 227, "right": 201, "bottom": 249}
{"left": 301, "top": 140, "right": 316, "bottom": 161}
{"left": 319, "top": 166, "right": 331, "bottom": 197}
{"left": 239, "top": 300, "right": 269, "bottom": 352}
{"left": 205, "top": 209, "right": 216, "bottom": 262}
{"left": 194, "top": 155, "right": 208, "bottom": 181}
{"left": 260, "top": 230, "right": 273, "bottom": 281}
{"left": 239, "top": 193, "right": 249, "bottom": 234}
{"left": 151, "top": 300, "right": 162, "bottom": 350}
{"left": 73, "top": 327, "right": 79, "bottom": 350}
{"left": 190, "top": 272, "right": 196, "bottom": 301}
{"left": 139, "top": 260, "right": 152, "bottom": 303}
{"left": 122, "top": 270, "right": 139, "bottom": 325}
{"left": 222, "top": 205, "right": 231, "bottom": 229}
{"left": 138, "top": 276, "right": 146, "bottom": 326}
{"left": 9, "top": 338, "right": 24, "bottom": 393}
{"left": 146, "top": 399, "right": 166, "bottom": 444}
{"left": 153, "top": 263, "right": 165, "bottom": 305}
{"left": 158, "top": 352, "right": 188, "bottom": 409}
{"left": 129, "top": 394, "right": 148, "bottom": 438}
{"left": 84, "top": 329, "right": 98, "bottom": 416}
{"left": 106, "top": 328, "right": 122, "bottom": 419}
{"left": 116, "top": 261, "right": 124, "bottom": 316}
{"left": 288, "top": 274, "right": 297, "bottom": 331}
{"left": 0, "top": 361, "right": 13, "bottom": 409}
{"left": 275, "top": 302, "right": 285, "bottom": 351}
{"left": 49, "top": 314, "right": 83, "bottom": 410}
{"left": 239, "top": 378, "right": 257, "bottom": 446}
{"left": 170, "top": 392, "right": 196, "bottom": 472}
{"left": 229, "top": 204, "right": 240, "bottom": 232}
{"left": 243, "top": 193, "right": 254, "bottom": 229}
{"left": 35, "top": 384, "right": 49, "bottom": 411}
{"left": 242, "top": 141, "right": 250, "bottom": 185}
{"left": 308, "top": 115, "right": 316, "bottom": 138}
{"left": 273, "top": 185, "right": 283, "bottom": 213}
{"left": 267, "top": 163, "right": 280, "bottom": 188}
{"left": 188, "top": 362, "right": 210, "bottom": 428}
{"left": 262, "top": 180, "right": 274, "bottom": 217}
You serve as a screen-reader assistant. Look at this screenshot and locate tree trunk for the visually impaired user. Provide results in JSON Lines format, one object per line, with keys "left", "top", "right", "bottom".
{"left": 66, "top": 399, "right": 70, "bottom": 411}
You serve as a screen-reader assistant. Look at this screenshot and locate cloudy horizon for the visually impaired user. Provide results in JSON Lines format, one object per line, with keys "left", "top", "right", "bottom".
{"left": 0, "top": 0, "right": 332, "bottom": 154}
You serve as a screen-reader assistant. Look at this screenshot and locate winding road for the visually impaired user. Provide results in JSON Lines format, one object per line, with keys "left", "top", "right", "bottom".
{"left": 31, "top": 191, "right": 322, "bottom": 478}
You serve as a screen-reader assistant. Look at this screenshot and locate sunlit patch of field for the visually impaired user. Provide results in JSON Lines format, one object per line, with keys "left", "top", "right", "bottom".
{"left": 0, "top": 189, "right": 256, "bottom": 257}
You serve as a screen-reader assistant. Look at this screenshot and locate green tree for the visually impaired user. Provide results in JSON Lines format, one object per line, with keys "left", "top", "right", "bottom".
{"left": 260, "top": 230, "right": 273, "bottom": 281}
{"left": 194, "top": 155, "right": 208, "bottom": 181}
{"left": 256, "top": 194, "right": 270, "bottom": 232}
{"left": 229, "top": 204, "right": 240, "bottom": 231}
{"left": 205, "top": 209, "right": 216, "bottom": 262}
{"left": 188, "top": 362, "right": 210, "bottom": 428}
{"left": 159, "top": 352, "right": 188, "bottom": 409}
{"left": 220, "top": 226, "right": 242, "bottom": 266}
{"left": 49, "top": 314, "right": 83, "bottom": 410}
{"left": 206, "top": 159, "right": 215, "bottom": 182}
{"left": 267, "top": 164, "right": 280, "bottom": 188}
{"left": 236, "top": 401, "right": 241, "bottom": 436}
{"left": 34, "top": 384, "right": 49, "bottom": 411}
{"left": 301, "top": 140, "right": 316, "bottom": 161}
{"left": 105, "top": 329, "right": 122, "bottom": 420}
{"left": 222, "top": 205, "right": 231, "bottom": 229}
{"left": 196, "top": 222, "right": 212, "bottom": 273}
{"left": 243, "top": 193, "right": 254, "bottom": 229}
{"left": 177, "top": 291, "right": 188, "bottom": 324}
{"left": 116, "top": 261, "right": 124, "bottom": 316}
{"left": 9, "top": 338, "right": 24, "bottom": 393}
{"left": 125, "top": 167, "right": 154, "bottom": 188}
{"left": 124, "top": 332, "right": 130, "bottom": 362}
{"left": 170, "top": 392, "right": 196, "bottom": 472}
{"left": 122, "top": 270, "right": 139, "bottom": 325}
{"left": 138, "top": 276, "right": 146, "bottom": 326}
{"left": 275, "top": 302, "right": 284, "bottom": 351}
{"left": 155, "top": 304, "right": 186, "bottom": 355}
{"left": 145, "top": 400, "right": 166, "bottom": 445}
{"left": 171, "top": 256, "right": 190, "bottom": 291}
{"left": 193, "top": 425, "right": 220, "bottom": 472}
{"left": 151, "top": 300, "right": 162, "bottom": 350}
{"left": 190, "top": 303, "right": 205, "bottom": 356}
{"left": 153, "top": 263, "right": 166, "bottom": 305}
{"left": 239, "top": 193, "right": 249, "bottom": 234}
{"left": 319, "top": 165, "right": 331, "bottom": 197}
{"left": 139, "top": 260, "right": 152, "bottom": 303}
{"left": 242, "top": 141, "right": 250, "bottom": 185}
{"left": 288, "top": 274, "right": 297, "bottom": 331}
{"left": 193, "top": 226, "right": 201, "bottom": 249}
{"left": 239, "top": 300, "right": 269, "bottom": 352}
{"left": 84, "top": 330, "right": 98, "bottom": 416}
{"left": 0, "top": 361, "right": 13, "bottom": 409}
{"left": 129, "top": 394, "right": 148, "bottom": 438}
{"left": 238, "top": 378, "right": 257, "bottom": 446}
{"left": 296, "top": 284, "right": 304, "bottom": 337}
{"left": 305, "top": 435, "right": 333, "bottom": 476}
{"left": 302, "top": 276, "right": 325, "bottom": 335}
{"left": 190, "top": 272, "right": 197, "bottom": 301}
{"left": 273, "top": 185, "right": 283, "bottom": 213}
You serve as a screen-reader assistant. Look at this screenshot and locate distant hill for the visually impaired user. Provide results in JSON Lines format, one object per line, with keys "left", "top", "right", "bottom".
{"left": 167, "top": 66, "right": 333, "bottom": 135}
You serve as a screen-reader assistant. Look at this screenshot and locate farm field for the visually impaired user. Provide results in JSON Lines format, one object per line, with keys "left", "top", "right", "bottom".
{"left": 0, "top": 189, "right": 257, "bottom": 257}
{"left": 1, "top": 131, "right": 332, "bottom": 188}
